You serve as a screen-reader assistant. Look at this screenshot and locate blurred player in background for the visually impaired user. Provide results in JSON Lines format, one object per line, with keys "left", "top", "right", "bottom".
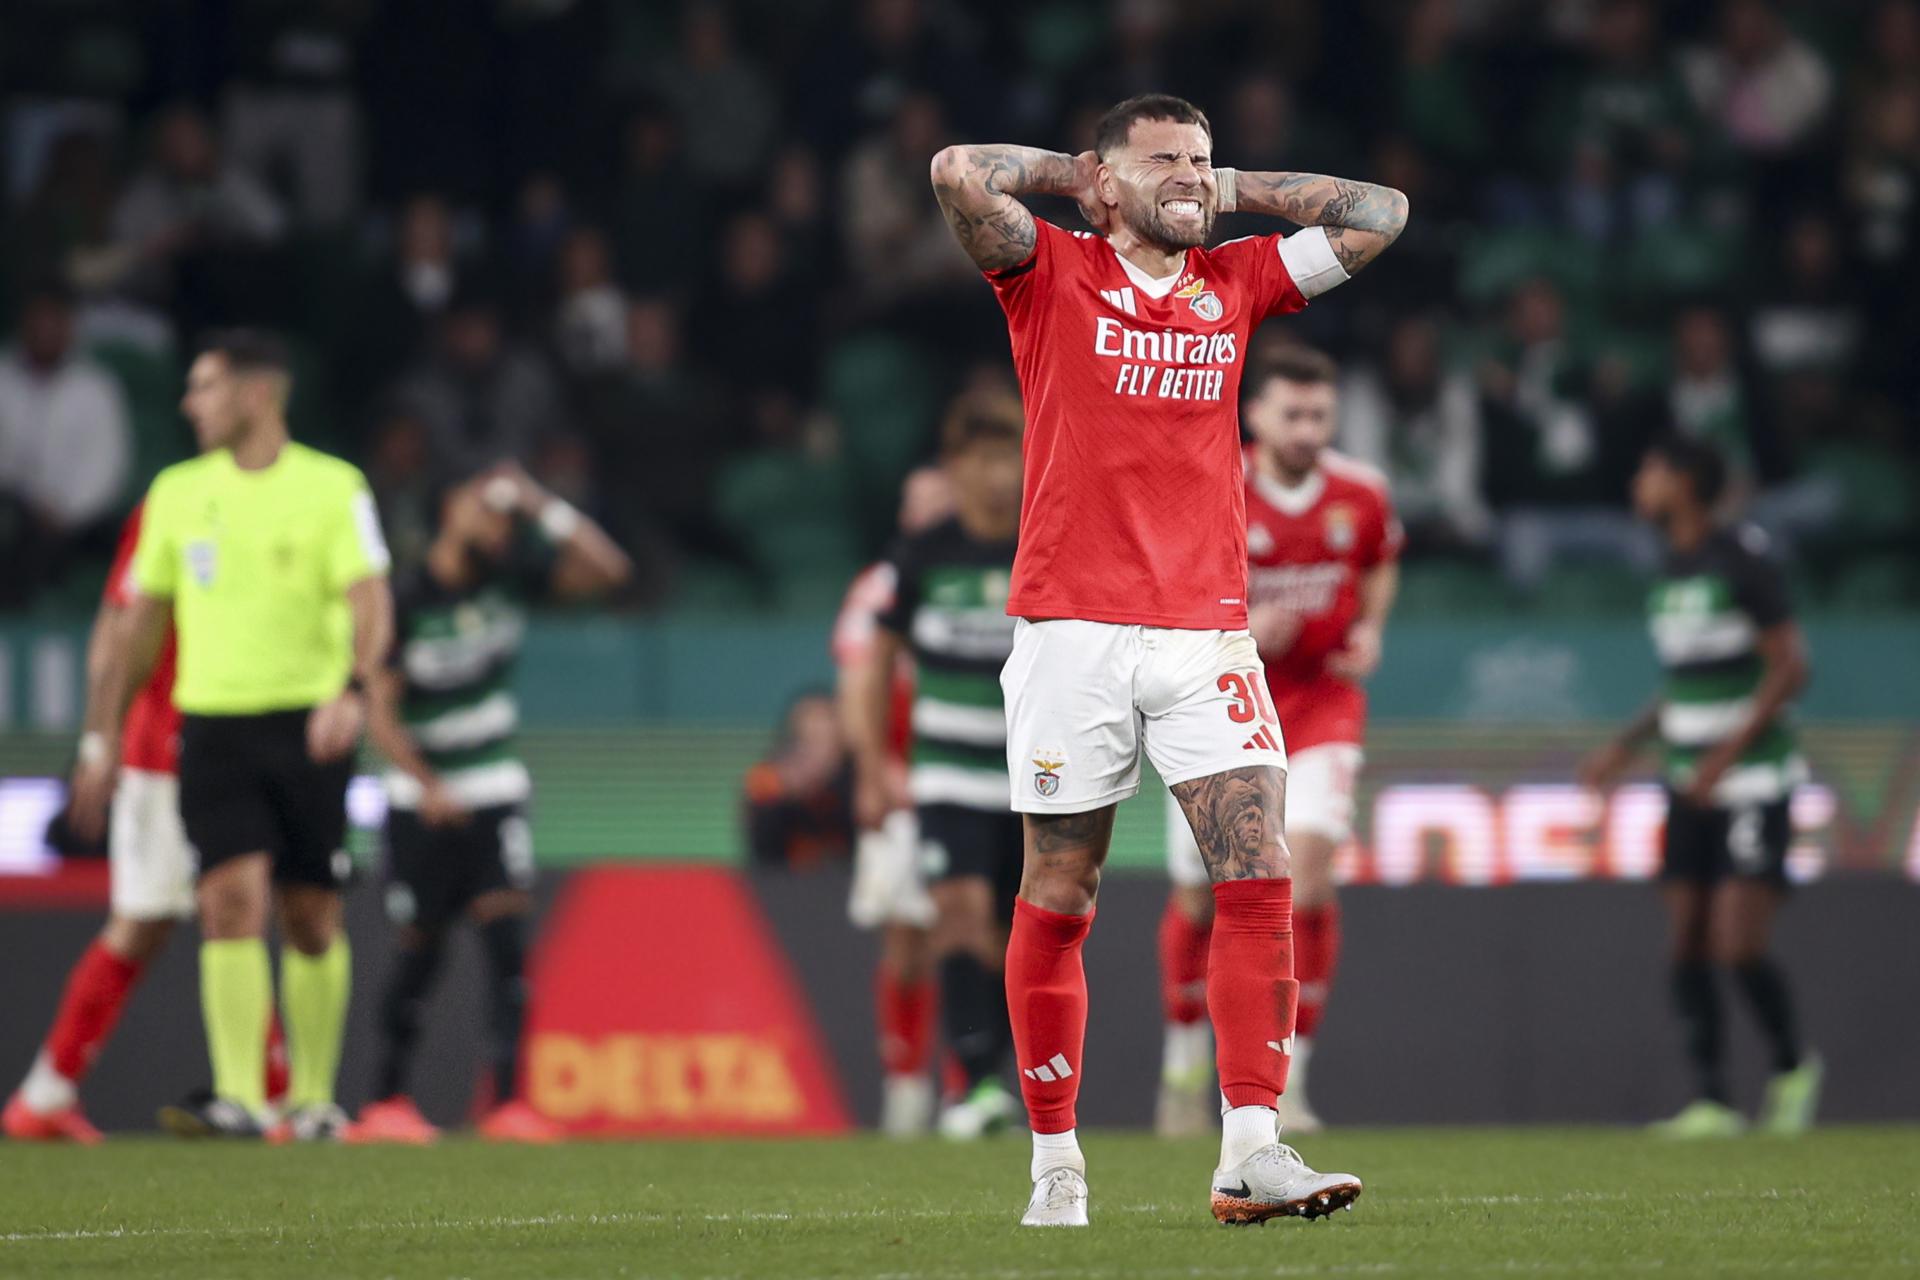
{"left": 837, "top": 465, "right": 953, "bottom": 1137}
{"left": 1583, "top": 436, "right": 1822, "bottom": 1139}
{"left": 350, "top": 463, "right": 630, "bottom": 1144}
{"left": 933, "top": 93, "right": 1405, "bottom": 1225}
{"left": 1158, "top": 348, "right": 1400, "bottom": 1138}
{"left": 77, "top": 331, "right": 393, "bottom": 1141}
{"left": 5, "top": 490, "right": 285, "bottom": 1141}
{"left": 854, "top": 393, "right": 1024, "bottom": 1141}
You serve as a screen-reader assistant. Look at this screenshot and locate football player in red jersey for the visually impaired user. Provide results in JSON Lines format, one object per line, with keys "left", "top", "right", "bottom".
{"left": 837, "top": 465, "right": 953, "bottom": 1137}
{"left": 1158, "top": 347, "right": 1401, "bottom": 1139}
{"left": 5, "top": 499, "right": 287, "bottom": 1142}
{"left": 932, "top": 94, "right": 1406, "bottom": 1226}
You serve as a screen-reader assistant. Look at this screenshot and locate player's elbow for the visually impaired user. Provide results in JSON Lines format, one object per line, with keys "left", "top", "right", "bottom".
{"left": 1379, "top": 187, "right": 1411, "bottom": 239}
{"left": 929, "top": 146, "right": 969, "bottom": 191}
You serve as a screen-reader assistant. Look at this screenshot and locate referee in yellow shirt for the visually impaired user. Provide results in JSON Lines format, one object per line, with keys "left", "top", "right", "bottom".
{"left": 78, "top": 331, "right": 394, "bottom": 1139}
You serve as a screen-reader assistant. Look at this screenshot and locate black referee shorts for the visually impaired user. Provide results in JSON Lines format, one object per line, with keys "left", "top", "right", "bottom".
{"left": 178, "top": 710, "right": 354, "bottom": 889}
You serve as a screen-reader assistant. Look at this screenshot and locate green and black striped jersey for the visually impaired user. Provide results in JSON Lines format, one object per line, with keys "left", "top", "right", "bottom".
{"left": 384, "top": 548, "right": 552, "bottom": 811}
{"left": 877, "top": 517, "right": 1018, "bottom": 812}
{"left": 1648, "top": 524, "right": 1806, "bottom": 806}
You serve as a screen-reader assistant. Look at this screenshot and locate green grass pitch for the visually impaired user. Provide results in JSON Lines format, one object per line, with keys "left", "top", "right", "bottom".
{"left": 2, "top": 1127, "right": 1915, "bottom": 1278}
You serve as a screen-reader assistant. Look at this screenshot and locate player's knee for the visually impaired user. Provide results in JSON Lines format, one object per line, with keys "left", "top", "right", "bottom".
{"left": 197, "top": 881, "right": 267, "bottom": 939}
{"left": 279, "top": 892, "right": 343, "bottom": 956}
{"left": 102, "top": 915, "right": 175, "bottom": 964}
{"left": 1019, "top": 863, "right": 1099, "bottom": 915}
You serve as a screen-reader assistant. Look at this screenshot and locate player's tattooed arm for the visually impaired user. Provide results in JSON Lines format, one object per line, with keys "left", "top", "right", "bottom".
{"left": 1170, "top": 766, "right": 1291, "bottom": 881}
{"left": 930, "top": 145, "right": 1099, "bottom": 272}
{"left": 1230, "top": 172, "right": 1410, "bottom": 275}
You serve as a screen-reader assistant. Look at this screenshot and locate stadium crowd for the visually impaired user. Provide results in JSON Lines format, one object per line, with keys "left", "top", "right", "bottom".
{"left": 1, "top": 0, "right": 1916, "bottom": 613}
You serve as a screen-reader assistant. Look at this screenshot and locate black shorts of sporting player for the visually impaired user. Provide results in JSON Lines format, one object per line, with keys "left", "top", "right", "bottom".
{"left": 384, "top": 803, "right": 535, "bottom": 930}
{"left": 178, "top": 710, "right": 354, "bottom": 889}
{"left": 1661, "top": 791, "right": 1792, "bottom": 889}
{"left": 917, "top": 803, "right": 1024, "bottom": 919}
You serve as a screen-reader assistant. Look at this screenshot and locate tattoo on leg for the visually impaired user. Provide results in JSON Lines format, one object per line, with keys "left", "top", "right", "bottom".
{"left": 1171, "top": 766, "right": 1289, "bottom": 882}
{"left": 1020, "top": 807, "right": 1116, "bottom": 907}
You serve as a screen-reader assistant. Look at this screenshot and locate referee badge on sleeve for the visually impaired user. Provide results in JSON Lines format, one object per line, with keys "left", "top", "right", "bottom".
{"left": 187, "top": 540, "right": 217, "bottom": 586}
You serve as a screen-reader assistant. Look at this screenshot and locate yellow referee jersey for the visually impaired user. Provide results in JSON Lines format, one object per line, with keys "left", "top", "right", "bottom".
{"left": 132, "top": 442, "right": 391, "bottom": 715}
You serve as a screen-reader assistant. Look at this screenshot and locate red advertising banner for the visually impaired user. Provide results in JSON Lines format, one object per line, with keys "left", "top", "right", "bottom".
{"left": 522, "top": 865, "right": 852, "bottom": 1136}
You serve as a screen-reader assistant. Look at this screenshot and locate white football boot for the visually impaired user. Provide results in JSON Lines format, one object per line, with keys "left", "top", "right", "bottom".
{"left": 879, "top": 1073, "right": 934, "bottom": 1138}
{"left": 1210, "top": 1141, "right": 1362, "bottom": 1225}
{"left": 1022, "top": 1166, "right": 1090, "bottom": 1228}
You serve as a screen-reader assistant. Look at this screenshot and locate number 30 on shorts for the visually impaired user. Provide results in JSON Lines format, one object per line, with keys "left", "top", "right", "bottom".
{"left": 1218, "top": 671, "right": 1279, "bottom": 728}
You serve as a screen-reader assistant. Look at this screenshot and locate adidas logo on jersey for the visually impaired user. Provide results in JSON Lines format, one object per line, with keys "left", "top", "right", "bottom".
{"left": 1022, "top": 1053, "right": 1075, "bottom": 1083}
{"left": 1097, "top": 287, "right": 1137, "bottom": 316}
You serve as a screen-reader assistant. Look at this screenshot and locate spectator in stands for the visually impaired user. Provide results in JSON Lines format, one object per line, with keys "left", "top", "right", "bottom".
{"left": 744, "top": 690, "right": 855, "bottom": 869}
{"left": 508, "top": 173, "right": 575, "bottom": 317}
{"left": 341, "top": 193, "right": 479, "bottom": 413}
{"left": 388, "top": 287, "right": 570, "bottom": 475}
{"left": 1341, "top": 315, "right": 1492, "bottom": 556}
{"left": 1747, "top": 213, "right": 1859, "bottom": 439}
{"left": 1684, "top": 0, "right": 1832, "bottom": 157}
{"left": 1845, "top": 80, "right": 1920, "bottom": 403}
{"left": 768, "top": 144, "right": 834, "bottom": 292}
{"left": 553, "top": 227, "right": 628, "bottom": 375}
{"left": 690, "top": 210, "right": 818, "bottom": 436}
{"left": 0, "top": 284, "right": 131, "bottom": 600}
{"left": 363, "top": 407, "right": 439, "bottom": 575}
{"left": 103, "top": 104, "right": 287, "bottom": 312}
{"left": 796, "top": 0, "right": 992, "bottom": 161}
{"left": 1480, "top": 277, "right": 1657, "bottom": 588}
{"left": 614, "top": 103, "right": 705, "bottom": 295}
{"left": 1553, "top": 0, "right": 1698, "bottom": 241}
{"left": 645, "top": 1, "right": 778, "bottom": 192}
{"left": 1396, "top": 0, "right": 1492, "bottom": 171}
{"left": 220, "top": 0, "right": 367, "bottom": 228}
{"left": 840, "top": 93, "right": 976, "bottom": 310}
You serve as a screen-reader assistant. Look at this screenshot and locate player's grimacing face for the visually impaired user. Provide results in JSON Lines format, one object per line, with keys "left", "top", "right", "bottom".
{"left": 1102, "top": 119, "right": 1216, "bottom": 250}
{"left": 1248, "top": 377, "right": 1337, "bottom": 475}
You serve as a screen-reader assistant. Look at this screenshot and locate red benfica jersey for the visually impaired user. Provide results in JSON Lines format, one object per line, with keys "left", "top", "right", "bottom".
{"left": 832, "top": 563, "right": 913, "bottom": 762}
{"left": 988, "top": 220, "right": 1309, "bottom": 630}
{"left": 1245, "top": 451, "right": 1402, "bottom": 752}
{"left": 105, "top": 504, "right": 182, "bottom": 773}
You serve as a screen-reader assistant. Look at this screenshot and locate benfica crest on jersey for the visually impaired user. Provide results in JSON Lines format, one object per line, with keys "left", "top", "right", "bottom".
{"left": 1174, "top": 276, "right": 1223, "bottom": 322}
{"left": 1324, "top": 504, "right": 1357, "bottom": 553}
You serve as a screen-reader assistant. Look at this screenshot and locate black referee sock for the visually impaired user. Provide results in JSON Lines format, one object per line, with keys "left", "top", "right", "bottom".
{"left": 478, "top": 915, "right": 529, "bottom": 1103}
{"left": 1671, "top": 960, "right": 1729, "bottom": 1105}
{"left": 940, "top": 952, "right": 1011, "bottom": 1089}
{"left": 1733, "top": 957, "right": 1803, "bottom": 1075}
{"left": 375, "top": 933, "right": 445, "bottom": 1101}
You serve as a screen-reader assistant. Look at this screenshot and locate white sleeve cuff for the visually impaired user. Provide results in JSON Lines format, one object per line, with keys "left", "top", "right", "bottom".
{"left": 1277, "top": 226, "right": 1350, "bottom": 300}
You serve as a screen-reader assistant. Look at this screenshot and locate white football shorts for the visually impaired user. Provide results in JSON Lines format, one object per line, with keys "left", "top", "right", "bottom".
{"left": 1166, "top": 742, "right": 1363, "bottom": 887}
{"left": 1001, "top": 619, "right": 1288, "bottom": 815}
{"left": 847, "top": 808, "right": 935, "bottom": 929}
{"left": 110, "top": 768, "right": 199, "bottom": 920}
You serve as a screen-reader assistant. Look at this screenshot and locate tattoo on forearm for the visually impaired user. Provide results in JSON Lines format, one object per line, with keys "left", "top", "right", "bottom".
{"left": 931, "top": 145, "right": 1078, "bottom": 273}
{"left": 1170, "top": 766, "right": 1290, "bottom": 882}
{"left": 1234, "top": 171, "right": 1410, "bottom": 274}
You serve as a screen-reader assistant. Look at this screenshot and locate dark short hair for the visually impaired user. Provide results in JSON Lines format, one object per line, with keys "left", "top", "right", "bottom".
{"left": 1646, "top": 433, "right": 1728, "bottom": 507}
{"left": 200, "top": 328, "right": 290, "bottom": 377}
{"left": 20, "top": 278, "right": 76, "bottom": 310}
{"left": 1095, "top": 94, "right": 1212, "bottom": 159}
{"left": 940, "top": 390, "right": 1025, "bottom": 457}
{"left": 1247, "top": 346, "right": 1339, "bottom": 397}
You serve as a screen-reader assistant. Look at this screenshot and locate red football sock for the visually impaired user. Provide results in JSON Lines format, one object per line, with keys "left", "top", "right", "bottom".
{"left": 876, "top": 970, "right": 935, "bottom": 1076}
{"left": 1208, "top": 879, "right": 1297, "bottom": 1109}
{"left": 45, "top": 941, "right": 144, "bottom": 1081}
{"left": 1157, "top": 897, "right": 1211, "bottom": 1025}
{"left": 1005, "top": 897, "right": 1092, "bottom": 1134}
{"left": 265, "top": 1012, "right": 290, "bottom": 1104}
{"left": 1292, "top": 902, "right": 1342, "bottom": 1040}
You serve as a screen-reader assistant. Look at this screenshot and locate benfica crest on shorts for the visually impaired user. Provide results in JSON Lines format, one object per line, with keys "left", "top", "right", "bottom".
{"left": 1175, "top": 276, "right": 1223, "bottom": 322}
{"left": 1033, "top": 757, "right": 1064, "bottom": 798}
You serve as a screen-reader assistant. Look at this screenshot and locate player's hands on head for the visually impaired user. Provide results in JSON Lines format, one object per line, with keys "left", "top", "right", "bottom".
{"left": 419, "top": 778, "right": 472, "bottom": 828}
{"left": 1328, "top": 621, "right": 1383, "bottom": 682}
{"left": 482, "top": 460, "right": 548, "bottom": 517}
{"left": 306, "top": 689, "right": 366, "bottom": 764}
{"left": 1072, "top": 150, "right": 1109, "bottom": 232}
{"left": 66, "top": 746, "right": 118, "bottom": 845}
{"left": 1248, "top": 602, "right": 1302, "bottom": 661}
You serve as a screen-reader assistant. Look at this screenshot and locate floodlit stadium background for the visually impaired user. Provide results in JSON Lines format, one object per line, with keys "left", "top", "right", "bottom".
{"left": 0, "top": 0, "right": 1916, "bottom": 1132}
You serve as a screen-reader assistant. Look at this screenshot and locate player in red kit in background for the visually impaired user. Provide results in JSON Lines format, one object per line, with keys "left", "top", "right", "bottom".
{"left": 932, "top": 94, "right": 1406, "bottom": 1226}
{"left": 837, "top": 466, "right": 954, "bottom": 1137}
{"left": 5, "top": 500, "right": 286, "bottom": 1141}
{"left": 1157, "top": 348, "right": 1401, "bottom": 1139}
